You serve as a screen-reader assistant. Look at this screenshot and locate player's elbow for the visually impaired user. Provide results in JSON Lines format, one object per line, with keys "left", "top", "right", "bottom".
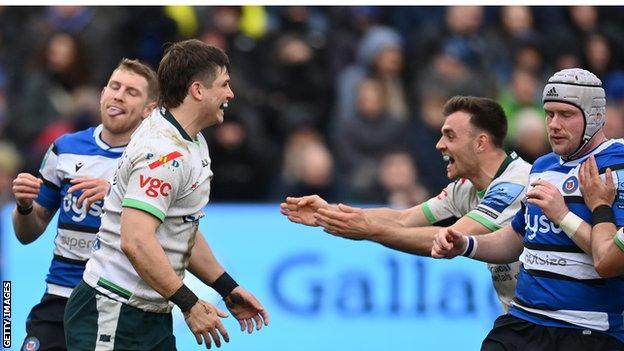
{"left": 120, "top": 234, "right": 138, "bottom": 256}
{"left": 14, "top": 227, "right": 44, "bottom": 245}
{"left": 594, "top": 258, "right": 622, "bottom": 278}
{"left": 15, "top": 232, "right": 36, "bottom": 245}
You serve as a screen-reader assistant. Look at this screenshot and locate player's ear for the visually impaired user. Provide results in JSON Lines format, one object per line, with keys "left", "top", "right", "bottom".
{"left": 476, "top": 133, "right": 488, "bottom": 153}
{"left": 142, "top": 101, "right": 157, "bottom": 119}
{"left": 188, "top": 81, "right": 203, "bottom": 101}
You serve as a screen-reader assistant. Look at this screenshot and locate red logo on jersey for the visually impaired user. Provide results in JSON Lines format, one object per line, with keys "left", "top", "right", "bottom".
{"left": 148, "top": 151, "right": 182, "bottom": 170}
{"left": 139, "top": 174, "right": 172, "bottom": 197}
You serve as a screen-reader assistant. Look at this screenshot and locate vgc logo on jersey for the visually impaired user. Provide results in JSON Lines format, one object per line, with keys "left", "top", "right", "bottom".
{"left": 562, "top": 176, "right": 579, "bottom": 194}
{"left": 139, "top": 174, "right": 172, "bottom": 197}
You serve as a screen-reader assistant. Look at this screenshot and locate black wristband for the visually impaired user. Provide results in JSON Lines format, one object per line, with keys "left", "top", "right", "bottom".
{"left": 17, "top": 204, "right": 33, "bottom": 215}
{"left": 211, "top": 272, "right": 239, "bottom": 298}
{"left": 592, "top": 204, "right": 615, "bottom": 225}
{"left": 169, "top": 284, "right": 198, "bottom": 313}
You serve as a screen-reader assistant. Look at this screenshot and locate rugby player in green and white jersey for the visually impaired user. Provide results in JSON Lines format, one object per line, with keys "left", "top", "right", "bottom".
{"left": 65, "top": 40, "right": 268, "bottom": 350}
{"left": 281, "top": 96, "right": 532, "bottom": 311}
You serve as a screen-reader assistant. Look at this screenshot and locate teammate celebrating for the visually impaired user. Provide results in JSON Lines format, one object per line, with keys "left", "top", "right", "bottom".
{"left": 433, "top": 68, "right": 624, "bottom": 349}
{"left": 65, "top": 39, "right": 269, "bottom": 350}
{"left": 12, "top": 58, "right": 158, "bottom": 351}
{"left": 281, "top": 96, "right": 531, "bottom": 311}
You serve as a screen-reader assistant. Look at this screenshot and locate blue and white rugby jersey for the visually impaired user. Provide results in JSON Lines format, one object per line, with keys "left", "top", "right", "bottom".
{"left": 510, "top": 139, "right": 624, "bottom": 341}
{"left": 36, "top": 125, "right": 125, "bottom": 298}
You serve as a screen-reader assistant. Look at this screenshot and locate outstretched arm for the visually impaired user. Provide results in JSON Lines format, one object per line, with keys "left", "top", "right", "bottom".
{"left": 316, "top": 204, "right": 492, "bottom": 256}
{"left": 280, "top": 194, "right": 427, "bottom": 227}
{"left": 432, "top": 225, "right": 524, "bottom": 264}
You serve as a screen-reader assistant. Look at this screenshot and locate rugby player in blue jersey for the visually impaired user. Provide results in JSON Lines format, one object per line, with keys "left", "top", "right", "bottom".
{"left": 11, "top": 59, "right": 157, "bottom": 351}
{"left": 433, "top": 68, "right": 624, "bottom": 350}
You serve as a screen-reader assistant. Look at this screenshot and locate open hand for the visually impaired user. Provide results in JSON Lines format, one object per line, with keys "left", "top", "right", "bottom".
{"left": 280, "top": 195, "right": 329, "bottom": 226}
{"left": 224, "top": 286, "right": 269, "bottom": 334}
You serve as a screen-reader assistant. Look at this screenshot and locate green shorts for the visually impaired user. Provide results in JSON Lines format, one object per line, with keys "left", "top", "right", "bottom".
{"left": 64, "top": 281, "right": 176, "bottom": 351}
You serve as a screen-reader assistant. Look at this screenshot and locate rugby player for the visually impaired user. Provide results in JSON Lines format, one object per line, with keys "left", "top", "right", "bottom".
{"left": 281, "top": 96, "right": 532, "bottom": 311}
{"left": 433, "top": 68, "right": 624, "bottom": 350}
{"left": 12, "top": 58, "right": 158, "bottom": 351}
{"left": 64, "top": 39, "right": 269, "bottom": 350}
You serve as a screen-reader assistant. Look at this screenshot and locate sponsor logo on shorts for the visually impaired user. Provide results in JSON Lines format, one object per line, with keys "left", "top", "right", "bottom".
{"left": 139, "top": 175, "right": 172, "bottom": 198}
{"left": 22, "top": 336, "right": 39, "bottom": 351}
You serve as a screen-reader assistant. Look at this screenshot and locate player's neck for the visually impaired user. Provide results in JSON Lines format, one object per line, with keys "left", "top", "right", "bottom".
{"left": 100, "top": 128, "right": 132, "bottom": 148}
{"left": 567, "top": 131, "right": 608, "bottom": 161}
{"left": 168, "top": 105, "right": 202, "bottom": 140}
{"left": 472, "top": 149, "right": 508, "bottom": 191}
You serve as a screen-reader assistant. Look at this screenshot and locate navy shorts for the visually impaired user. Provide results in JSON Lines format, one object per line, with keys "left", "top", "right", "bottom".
{"left": 22, "top": 293, "right": 68, "bottom": 351}
{"left": 482, "top": 314, "right": 624, "bottom": 351}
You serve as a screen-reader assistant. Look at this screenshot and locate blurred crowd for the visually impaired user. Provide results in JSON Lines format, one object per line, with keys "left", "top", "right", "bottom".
{"left": 1, "top": 6, "right": 624, "bottom": 207}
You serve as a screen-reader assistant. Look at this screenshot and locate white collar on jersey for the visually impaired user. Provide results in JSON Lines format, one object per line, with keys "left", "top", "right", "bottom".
{"left": 559, "top": 138, "right": 623, "bottom": 166}
{"left": 93, "top": 124, "right": 126, "bottom": 153}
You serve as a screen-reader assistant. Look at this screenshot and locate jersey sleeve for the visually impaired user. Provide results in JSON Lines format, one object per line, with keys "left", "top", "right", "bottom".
{"left": 121, "top": 149, "right": 186, "bottom": 222}
{"left": 511, "top": 202, "right": 527, "bottom": 236}
{"left": 467, "top": 181, "right": 526, "bottom": 231}
{"left": 422, "top": 180, "right": 467, "bottom": 224}
{"left": 611, "top": 168, "right": 624, "bottom": 226}
{"left": 36, "top": 142, "right": 62, "bottom": 211}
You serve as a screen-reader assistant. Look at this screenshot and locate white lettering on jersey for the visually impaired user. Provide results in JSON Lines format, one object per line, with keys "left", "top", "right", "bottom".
{"left": 62, "top": 193, "right": 103, "bottom": 222}
{"left": 525, "top": 213, "right": 563, "bottom": 240}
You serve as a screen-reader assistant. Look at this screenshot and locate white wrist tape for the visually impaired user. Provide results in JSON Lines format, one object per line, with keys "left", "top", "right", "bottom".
{"left": 559, "top": 211, "right": 583, "bottom": 239}
{"left": 461, "top": 235, "right": 478, "bottom": 258}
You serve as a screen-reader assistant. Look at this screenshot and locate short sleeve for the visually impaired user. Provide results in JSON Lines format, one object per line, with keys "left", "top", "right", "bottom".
{"left": 121, "top": 150, "right": 185, "bottom": 222}
{"left": 467, "top": 182, "right": 526, "bottom": 231}
{"left": 510, "top": 203, "right": 527, "bottom": 236}
{"left": 422, "top": 181, "right": 465, "bottom": 224}
{"left": 611, "top": 169, "right": 624, "bottom": 226}
{"left": 36, "top": 143, "right": 61, "bottom": 211}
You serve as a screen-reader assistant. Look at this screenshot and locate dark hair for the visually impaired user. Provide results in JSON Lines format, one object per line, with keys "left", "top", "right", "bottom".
{"left": 35, "top": 32, "right": 91, "bottom": 87}
{"left": 442, "top": 96, "right": 508, "bottom": 148}
{"left": 115, "top": 58, "right": 158, "bottom": 102}
{"left": 157, "top": 39, "right": 230, "bottom": 109}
